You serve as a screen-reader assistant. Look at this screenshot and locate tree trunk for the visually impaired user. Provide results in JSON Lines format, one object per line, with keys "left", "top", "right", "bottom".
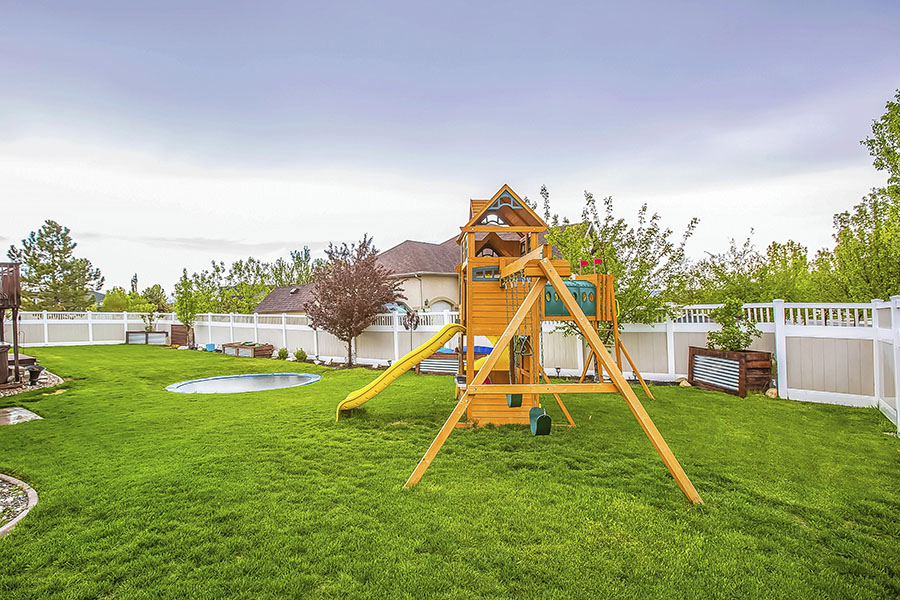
{"left": 347, "top": 338, "right": 353, "bottom": 367}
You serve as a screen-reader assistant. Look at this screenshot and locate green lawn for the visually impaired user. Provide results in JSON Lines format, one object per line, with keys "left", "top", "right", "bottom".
{"left": 1, "top": 346, "right": 899, "bottom": 599}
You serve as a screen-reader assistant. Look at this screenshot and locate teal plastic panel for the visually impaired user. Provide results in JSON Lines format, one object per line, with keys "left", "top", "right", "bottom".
{"left": 543, "top": 280, "right": 596, "bottom": 317}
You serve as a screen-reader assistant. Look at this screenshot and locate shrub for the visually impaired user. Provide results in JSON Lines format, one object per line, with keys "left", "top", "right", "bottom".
{"left": 276, "top": 347, "right": 289, "bottom": 360}
{"left": 707, "top": 297, "right": 761, "bottom": 352}
{"left": 294, "top": 348, "right": 307, "bottom": 362}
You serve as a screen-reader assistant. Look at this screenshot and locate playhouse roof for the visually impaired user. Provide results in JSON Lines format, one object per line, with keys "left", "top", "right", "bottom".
{"left": 463, "top": 185, "right": 548, "bottom": 231}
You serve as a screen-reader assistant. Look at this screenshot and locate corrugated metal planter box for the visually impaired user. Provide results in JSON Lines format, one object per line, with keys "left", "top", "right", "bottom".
{"left": 126, "top": 331, "right": 168, "bottom": 345}
{"left": 688, "top": 346, "right": 772, "bottom": 398}
{"left": 222, "top": 342, "right": 274, "bottom": 359}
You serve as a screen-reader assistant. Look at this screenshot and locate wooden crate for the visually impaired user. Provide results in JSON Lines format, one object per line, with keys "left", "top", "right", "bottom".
{"left": 688, "top": 346, "right": 772, "bottom": 398}
{"left": 170, "top": 324, "right": 188, "bottom": 346}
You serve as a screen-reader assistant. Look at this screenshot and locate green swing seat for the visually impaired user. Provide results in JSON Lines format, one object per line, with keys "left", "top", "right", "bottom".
{"left": 530, "top": 406, "right": 551, "bottom": 436}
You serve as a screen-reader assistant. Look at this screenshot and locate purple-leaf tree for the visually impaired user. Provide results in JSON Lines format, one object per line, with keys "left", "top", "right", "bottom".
{"left": 305, "top": 235, "right": 404, "bottom": 366}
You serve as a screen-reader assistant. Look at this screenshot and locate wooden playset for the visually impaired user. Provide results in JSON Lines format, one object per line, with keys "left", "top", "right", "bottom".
{"left": 338, "top": 186, "right": 703, "bottom": 504}
{"left": 0, "top": 263, "right": 22, "bottom": 385}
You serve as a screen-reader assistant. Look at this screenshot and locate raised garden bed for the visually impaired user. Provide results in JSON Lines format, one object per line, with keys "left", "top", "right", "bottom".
{"left": 126, "top": 331, "right": 168, "bottom": 345}
{"left": 222, "top": 342, "right": 274, "bottom": 359}
{"left": 688, "top": 346, "right": 772, "bottom": 398}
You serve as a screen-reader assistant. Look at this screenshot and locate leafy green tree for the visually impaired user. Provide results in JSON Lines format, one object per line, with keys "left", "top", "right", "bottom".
{"left": 7, "top": 220, "right": 104, "bottom": 311}
{"left": 690, "top": 237, "right": 815, "bottom": 303}
{"left": 813, "top": 191, "right": 900, "bottom": 301}
{"left": 174, "top": 270, "right": 200, "bottom": 346}
{"left": 101, "top": 287, "right": 129, "bottom": 312}
{"left": 141, "top": 284, "right": 171, "bottom": 312}
{"left": 707, "top": 297, "right": 761, "bottom": 352}
{"left": 305, "top": 235, "right": 404, "bottom": 366}
{"left": 862, "top": 88, "right": 900, "bottom": 195}
{"left": 545, "top": 190, "right": 698, "bottom": 327}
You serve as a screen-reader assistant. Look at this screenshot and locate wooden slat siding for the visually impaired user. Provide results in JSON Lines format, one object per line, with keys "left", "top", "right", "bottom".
{"left": 470, "top": 199, "right": 490, "bottom": 218}
{"left": 171, "top": 324, "right": 188, "bottom": 347}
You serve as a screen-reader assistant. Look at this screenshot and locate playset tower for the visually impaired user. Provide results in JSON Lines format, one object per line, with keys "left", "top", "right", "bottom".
{"left": 405, "top": 186, "right": 703, "bottom": 504}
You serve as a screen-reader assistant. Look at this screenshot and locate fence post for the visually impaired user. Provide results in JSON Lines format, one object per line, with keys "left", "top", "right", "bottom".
{"left": 872, "top": 299, "right": 883, "bottom": 411}
{"left": 773, "top": 299, "right": 788, "bottom": 398}
{"left": 281, "top": 313, "right": 287, "bottom": 349}
{"left": 392, "top": 311, "right": 400, "bottom": 362}
{"left": 891, "top": 296, "right": 900, "bottom": 431}
{"left": 312, "top": 327, "right": 319, "bottom": 360}
{"left": 42, "top": 310, "right": 49, "bottom": 346}
{"left": 665, "top": 314, "right": 675, "bottom": 379}
{"left": 122, "top": 311, "right": 128, "bottom": 343}
{"left": 87, "top": 311, "right": 93, "bottom": 344}
{"left": 208, "top": 313, "right": 213, "bottom": 344}
{"left": 253, "top": 313, "right": 259, "bottom": 343}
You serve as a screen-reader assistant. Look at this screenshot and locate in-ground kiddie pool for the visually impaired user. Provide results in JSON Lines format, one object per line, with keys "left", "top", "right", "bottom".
{"left": 165, "top": 373, "right": 321, "bottom": 394}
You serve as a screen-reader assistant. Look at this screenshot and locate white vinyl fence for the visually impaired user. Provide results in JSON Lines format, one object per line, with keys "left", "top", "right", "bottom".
{"left": 5, "top": 298, "right": 899, "bottom": 428}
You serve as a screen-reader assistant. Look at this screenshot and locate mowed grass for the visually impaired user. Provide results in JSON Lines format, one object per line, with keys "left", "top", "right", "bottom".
{"left": 1, "top": 346, "right": 899, "bottom": 599}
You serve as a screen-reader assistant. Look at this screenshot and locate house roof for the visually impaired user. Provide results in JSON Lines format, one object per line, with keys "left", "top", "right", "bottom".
{"left": 376, "top": 238, "right": 459, "bottom": 275}
{"left": 254, "top": 284, "right": 315, "bottom": 314}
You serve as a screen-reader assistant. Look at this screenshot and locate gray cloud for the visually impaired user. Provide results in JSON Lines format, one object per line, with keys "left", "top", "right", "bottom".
{"left": 78, "top": 232, "right": 332, "bottom": 255}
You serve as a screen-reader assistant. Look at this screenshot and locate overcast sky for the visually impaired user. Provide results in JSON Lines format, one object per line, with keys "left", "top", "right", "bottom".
{"left": 2, "top": 1, "right": 898, "bottom": 291}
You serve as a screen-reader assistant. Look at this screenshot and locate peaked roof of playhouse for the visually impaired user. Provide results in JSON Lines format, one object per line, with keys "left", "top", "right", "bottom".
{"left": 463, "top": 185, "right": 549, "bottom": 232}
{"left": 376, "top": 238, "right": 459, "bottom": 275}
{"left": 254, "top": 284, "right": 315, "bottom": 314}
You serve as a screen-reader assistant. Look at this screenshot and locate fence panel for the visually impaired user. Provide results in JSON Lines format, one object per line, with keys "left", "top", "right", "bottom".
{"left": 3, "top": 301, "right": 899, "bottom": 429}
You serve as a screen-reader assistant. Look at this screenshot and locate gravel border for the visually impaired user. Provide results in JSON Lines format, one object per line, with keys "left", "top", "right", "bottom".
{"left": 0, "top": 370, "right": 64, "bottom": 398}
{"left": 0, "top": 473, "right": 38, "bottom": 537}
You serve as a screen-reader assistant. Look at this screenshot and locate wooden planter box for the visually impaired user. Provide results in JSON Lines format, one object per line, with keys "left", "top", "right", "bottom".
{"left": 126, "top": 331, "right": 168, "bottom": 345}
{"left": 688, "top": 346, "right": 772, "bottom": 398}
{"left": 170, "top": 324, "right": 189, "bottom": 347}
{"left": 222, "top": 342, "right": 274, "bottom": 359}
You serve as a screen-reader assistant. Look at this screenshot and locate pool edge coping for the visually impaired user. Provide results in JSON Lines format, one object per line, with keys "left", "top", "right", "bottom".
{"left": 165, "top": 372, "right": 322, "bottom": 393}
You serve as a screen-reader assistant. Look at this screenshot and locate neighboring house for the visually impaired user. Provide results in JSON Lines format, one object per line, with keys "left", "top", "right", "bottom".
{"left": 375, "top": 238, "right": 459, "bottom": 312}
{"left": 254, "top": 284, "right": 314, "bottom": 315}
{"left": 90, "top": 290, "right": 105, "bottom": 306}
{"left": 253, "top": 210, "right": 576, "bottom": 316}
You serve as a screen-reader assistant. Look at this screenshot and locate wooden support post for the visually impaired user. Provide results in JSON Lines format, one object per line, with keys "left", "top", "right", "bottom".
{"left": 11, "top": 307, "right": 20, "bottom": 383}
{"left": 500, "top": 247, "right": 543, "bottom": 279}
{"left": 540, "top": 258, "right": 703, "bottom": 505}
{"left": 538, "top": 365, "right": 575, "bottom": 426}
{"left": 405, "top": 393, "right": 473, "bottom": 487}
{"left": 578, "top": 349, "right": 593, "bottom": 383}
{"left": 617, "top": 338, "right": 654, "bottom": 400}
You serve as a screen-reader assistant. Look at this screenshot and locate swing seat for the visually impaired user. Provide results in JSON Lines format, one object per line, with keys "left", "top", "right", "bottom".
{"left": 529, "top": 407, "right": 551, "bottom": 436}
{"left": 507, "top": 393, "right": 522, "bottom": 408}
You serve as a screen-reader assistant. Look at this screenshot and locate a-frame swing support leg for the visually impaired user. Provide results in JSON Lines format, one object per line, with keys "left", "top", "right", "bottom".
{"left": 405, "top": 279, "right": 547, "bottom": 488}
{"left": 617, "top": 337, "right": 654, "bottom": 400}
{"left": 538, "top": 365, "right": 575, "bottom": 426}
{"left": 539, "top": 259, "right": 703, "bottom": 505}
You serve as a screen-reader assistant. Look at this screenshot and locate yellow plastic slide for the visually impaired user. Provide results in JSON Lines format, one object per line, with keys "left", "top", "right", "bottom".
{"left": 473, "top": 335, "right": 508, "bottom": 372}
{"left": 335, "top": 323, "right": 466, "bottom": 420}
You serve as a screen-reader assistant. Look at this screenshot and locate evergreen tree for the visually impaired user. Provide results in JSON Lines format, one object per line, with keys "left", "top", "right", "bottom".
{"left": 7, "top": 220, "right": 104, "bottom": 311}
